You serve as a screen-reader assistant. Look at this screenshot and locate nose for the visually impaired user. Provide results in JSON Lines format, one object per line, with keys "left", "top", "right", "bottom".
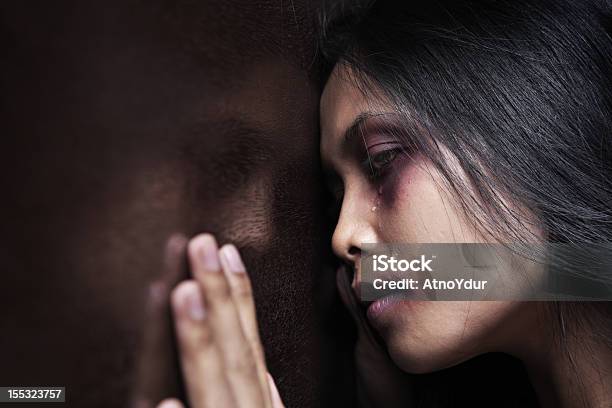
{"left": 331, "top": 189, "right": 379, "bottom": 266}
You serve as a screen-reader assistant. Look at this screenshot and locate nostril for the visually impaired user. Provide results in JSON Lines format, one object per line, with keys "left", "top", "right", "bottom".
{"left": 348, "top": 246, "right": 360, "bottom": 257}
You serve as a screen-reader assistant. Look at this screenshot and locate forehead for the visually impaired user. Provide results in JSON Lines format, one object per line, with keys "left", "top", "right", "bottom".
{"left": 321, "top": 67, "right": 363, "bottom": 147}
{"left": 320, "top": 65, "right": 387, "bottom": 162}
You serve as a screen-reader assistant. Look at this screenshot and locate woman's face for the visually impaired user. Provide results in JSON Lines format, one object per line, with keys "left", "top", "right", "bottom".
{"left": 320, "top": 65, "right": 540, "bottom": 373}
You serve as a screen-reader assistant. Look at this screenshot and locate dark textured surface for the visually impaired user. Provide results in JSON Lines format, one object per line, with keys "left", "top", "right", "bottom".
{"left": 0, "top": 1, "right": 355, "bottom": 406}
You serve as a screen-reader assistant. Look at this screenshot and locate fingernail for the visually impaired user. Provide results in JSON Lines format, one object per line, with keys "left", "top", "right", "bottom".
{"left": 220, "top": 245, "right": 246, "bottom": 274}
{"left": 199, "top": 234, "right": 220, "bottom": 271}
{"left": 157, "top": 399, "right": 184, "bottom": 408}
{"left": 184, "top": 284, "right": 206, "bottom": 321}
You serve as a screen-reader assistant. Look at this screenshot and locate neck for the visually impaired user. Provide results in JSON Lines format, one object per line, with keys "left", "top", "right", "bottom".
{"left": 514, "top": 309, "right": 612, "bottom": 408}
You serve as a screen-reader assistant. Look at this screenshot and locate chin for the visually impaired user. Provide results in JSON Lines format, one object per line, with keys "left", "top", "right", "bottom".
{"left": 369, "top": 298, "right": 520, "bottom": 374}
{"left": 376, "top": 311, "right": 483, "bottom": 374}
{"left": 384, "top": 332, "right": 474, "bottom": 374}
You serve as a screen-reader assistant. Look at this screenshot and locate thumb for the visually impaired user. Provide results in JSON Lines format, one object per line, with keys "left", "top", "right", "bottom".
{"left": 267, "top": 373, "right": 284, "bottom": 408}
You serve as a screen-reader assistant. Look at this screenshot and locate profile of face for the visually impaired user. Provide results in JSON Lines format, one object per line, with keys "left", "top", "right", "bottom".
{"left": 320, "top": 65, "right": 543, "bottom": 373}
{"left": 0, "top": 1, "right": 351, "bottom": 407}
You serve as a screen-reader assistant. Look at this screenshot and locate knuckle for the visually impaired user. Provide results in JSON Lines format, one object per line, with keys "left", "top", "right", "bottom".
{"left": 231, "top": 276, "right": 253, "bottom": 299}
{"left": 179, "top": 322, "right": 214, "bottom": 355}
{"left": 203, "top": 274, "right": 232, "bottom": 302}
{"left": 192, "top": 324, "right": 214, "bottom": 348}
{"left": 224, "top": 348, "right": 257, "bottom": 374}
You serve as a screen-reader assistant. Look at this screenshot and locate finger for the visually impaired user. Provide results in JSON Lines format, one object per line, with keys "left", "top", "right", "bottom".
{"left": 156, "top": 398, "right": 185, "bottom": 408}
{"left": 172, "top": 280, "right": 236, "bottom": 408}
{"left": 130, "top": 234, "right": 188, "bottom": 408}
{"left": 187, "top": 234, "right": 265, "bottom": 407}
{"left": 219, "top": 244, "right": 270, "bottom": 399}
{"left": 267, "top": 373, "right": 284, "bottom": 408}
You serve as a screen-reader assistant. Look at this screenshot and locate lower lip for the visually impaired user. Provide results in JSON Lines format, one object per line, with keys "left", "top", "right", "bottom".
{"left": 366, "top": 295, "right": 404, "bottom": 322}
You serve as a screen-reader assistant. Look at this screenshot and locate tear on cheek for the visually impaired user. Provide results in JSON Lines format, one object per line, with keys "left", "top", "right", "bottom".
{"left": 379, "top": 155, "right": 424, "bottom": 209}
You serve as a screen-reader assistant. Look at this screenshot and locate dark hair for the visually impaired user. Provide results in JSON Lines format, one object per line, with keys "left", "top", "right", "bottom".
{"left": 320, "top": 0, "right": 612, "bottom": 406}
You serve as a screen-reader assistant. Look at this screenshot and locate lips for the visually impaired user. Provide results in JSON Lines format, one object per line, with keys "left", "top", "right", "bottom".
{"left": 366, "top": 293, "right": 405, "bottom": 322}
{"left": 340, "top": 262, "right": 414, "bottom": 332}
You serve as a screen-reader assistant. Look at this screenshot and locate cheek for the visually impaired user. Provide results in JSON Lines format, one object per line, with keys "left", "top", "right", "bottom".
{"left": 377, "top": 157, "right": 479, "bottom": 242}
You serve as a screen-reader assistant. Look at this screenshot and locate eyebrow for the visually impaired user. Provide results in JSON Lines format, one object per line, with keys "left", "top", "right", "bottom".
{"left": 323, "top": 110, "right": 404, "bottom": 177}
{"left": 320, "top": 111, "right": 377, "bottom": 178}
{"left": 344, "top": 111, "right": 404, "bottom": 165}
{"left": 343, "top": 111, "right": 380, "bottom": 144}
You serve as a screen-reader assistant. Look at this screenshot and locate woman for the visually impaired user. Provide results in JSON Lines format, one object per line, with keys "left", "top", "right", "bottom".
{"left": 157, "top": 0, "right": 612, "bottom": 406}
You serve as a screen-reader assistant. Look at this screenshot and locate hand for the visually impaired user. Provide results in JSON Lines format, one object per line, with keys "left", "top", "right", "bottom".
{"left": 157, "top": 234, "right": 284, "bottom": 408}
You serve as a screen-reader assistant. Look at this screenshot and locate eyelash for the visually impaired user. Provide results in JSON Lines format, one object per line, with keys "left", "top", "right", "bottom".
{"left": 363, "top": 147, "right": 402, "bottom": 180}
